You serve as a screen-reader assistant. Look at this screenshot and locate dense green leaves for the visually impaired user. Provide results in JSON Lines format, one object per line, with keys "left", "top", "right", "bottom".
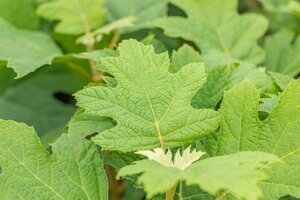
{"left": 209, "top": 79, "right": 300, "bottom": 199}
{"left": 0, "top": 19, "right": 61, "bottom": 78}
{"left": 76, "top": 40, "right": 219, "bottom": 152}
{"left": 155, "top": 0, "right": 268, "bottom": 64}
{"left": 0, "top": 120, "right": 108, "bottom": 199}
{"left": 37, "top": 0, "right": 106, "bottom": 34}
{"left": 1, "top": 1, "right": 300, "bottom": 199}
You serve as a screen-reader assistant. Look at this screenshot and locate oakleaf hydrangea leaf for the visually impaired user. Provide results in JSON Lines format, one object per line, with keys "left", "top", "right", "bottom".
{"left": 154, "top": 0, "right": 268, "bottom": 64}
{"left": 37, "top": 0, "right": 106, "bottom": 34}
{"left": 0, "top": 120, "right": 108, "bottom": 199}
{"left": 118, "top": 149, "right": 277, "bottom": 199}
{"left": 106, "top": 0, "right": 167, "bottom": 32}
{"left": 212, "top": 79, "right": 300, "bottom": 199}
{"left": 0, "top": 18, "right": 61, "bottom": 78}
{"left": 264, "top": 30, "right": 300, "bottom": 76}
{"left": 75, "top": 39, "right": 219, "bottom": 152}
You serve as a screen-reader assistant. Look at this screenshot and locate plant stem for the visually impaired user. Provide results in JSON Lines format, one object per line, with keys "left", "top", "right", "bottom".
{"left": 166, "top": 183, "right": 178, "bottom": 200}
{"left": 85, "top": 40, "right": 103, "bottom": 82}
{"left": 65, "top": 62, "right": 92, "bottom": 81}
{"left": 178, "top": 181, "right": 183, "bottom": 200}
{"left": 105, "top": 165, "right": 125, "bottom": 200}
{"left": 216, "top": 190, "right": 229, "bottom": 200}
{"left": 245, "top": 0, "right": 261, "bottom": 11}
{"left": 109, "top": 31, "right": 121, "bottom": 50}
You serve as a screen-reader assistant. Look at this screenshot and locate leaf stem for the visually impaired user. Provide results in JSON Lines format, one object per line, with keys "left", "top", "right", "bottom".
{"left": 85, "top": 39, "right": 103, "bottom": 82}
{"left": 105, "top": 165, "right": 125, "bottom": 200}
{"left": 179, "top": 181, "right": 183, "bottom": 200}
{"left": 166, "top": 183, "right": 178, "bottom": 200}
{"left": 109, "top": 31, "right": 121, "bottom": 50}
{"left": 216, "top": 190, "right": 229, "bottom": 200}
{"left": 65, "top": 62, "right": 92, "bottom": 81}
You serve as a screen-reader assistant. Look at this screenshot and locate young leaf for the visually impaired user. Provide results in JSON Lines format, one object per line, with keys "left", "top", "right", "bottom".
{"left": 0, "top": 18, "right": 61, "bottom": 78}
{"left": 75, "top": 39, "right": 219, "bottom": 152}
{"left": 118, "top": 149, "right": 277, "bottom": 200}
{"left": 0, "top": 120, "right": 108, "bottom": 199}
{"left": 154, "top": 0, "right": 268, "bottom": 64}
{"left": 212, "top": 79, "right": 300, "bottom": 199}
{"left": 264, "top": 30, "right": 300, "bottom": 76}
{"left": 37, "top": 0, "right": 106, "bottom": 35}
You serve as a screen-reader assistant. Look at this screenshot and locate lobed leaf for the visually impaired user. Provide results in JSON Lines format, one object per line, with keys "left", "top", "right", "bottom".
{"left": 37, "top": 0, "right": 106, "bottom": 34}
{"left": 154, "top": 0, "right": 268, "bottom": 64}
{"left": 76, "top": 39, "right": 219, "bottom": 152}
{"left": 0, "top": 18, "right": 61, "bottom": 78}
{"left": 211, "top": 79, "right": 300, "bottom": 199}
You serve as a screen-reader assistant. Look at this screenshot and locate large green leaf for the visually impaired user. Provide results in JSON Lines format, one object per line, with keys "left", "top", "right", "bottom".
{"left": 264, "top": 30, "right": 300, "bottom": 76}
{"left": 118, "top": 150, "right": 277, "bottom": 200}
{"left": 37, "top": 0, "right": 106, "bottom": 34}
{"left": 210, "top": 80, "right": 300, "bottom": 199}
{"left": 0, "top": 0, "right": 39, "bottom": 30}
{"left": 76, "top": 39, "right": 219, "bottom": 152}
{"left": 154, "top": 0, "right": 268, "bottom": 64}
{"left": 0, "top": 120, "right": 108, "bottom": 200}
{"left": 0, "top": 65, "right": 87, "bottom": 136}
{"left": 0, "top": 18, "right": 61, "bottom": 78}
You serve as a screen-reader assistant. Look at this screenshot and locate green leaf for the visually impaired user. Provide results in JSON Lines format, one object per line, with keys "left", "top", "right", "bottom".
{"left": 0, "top": 65, "right": 87, "bottom": 136}
{"left": 268, "top": 71, "right": 292, "bottom": 90}
{"left": 191, "top": 64, "right": 233, "bottom": 109}
{"left": 0, "top": 120, "right": 108, "bottom": 199}
{"left": 0, "top": 0, "right": 39, "bottom": 30}
{"left": 0, "top": 18, "right": 61, "bottom": 78}
{"left": 259, "top": 94, "right": 279, "bottom": 114}
{"left": 229, "top": 62, "right": 277, "bottom": 94}
{"left": 118, "top": 150, "right": 277, "bottom": 200}
{"left": 106, "top": 0, "right": 167, "bottom": 32}
{"left": 67, "top": 109, "right": 115, "bottom": 137}
{"left": 154, "top": 0, "right": 268, "bottom": 64}
{"left": 76, "top": 39, "right": 219, "bottom": 152}
{"left": 170, "top": 44, "right": 202, "bottom": 73}
{"left": 37, "top": 0, "right": 106, "bottom": 34}
{"left": 212, "top": 79, "right": 300, "bottom": 199}
{"left": 264, "top": 30, "right": 300, "bottom": 76}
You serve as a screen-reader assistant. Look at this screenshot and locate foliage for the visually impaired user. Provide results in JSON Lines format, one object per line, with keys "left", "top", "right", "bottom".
{"left": 0, "top": 1, "right": 299, "bottom": 200}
